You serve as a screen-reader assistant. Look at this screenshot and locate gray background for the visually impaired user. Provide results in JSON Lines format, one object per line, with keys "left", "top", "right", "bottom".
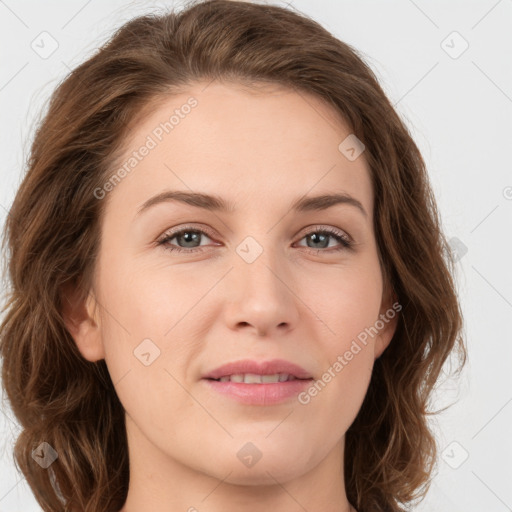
{"left": 1, "top": 0, "right": 511, "bottom": 510}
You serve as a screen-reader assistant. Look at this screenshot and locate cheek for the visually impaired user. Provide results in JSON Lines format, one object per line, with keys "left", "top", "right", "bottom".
{"left": 98, "top": 245, "right": 207, "bottom": 338}
{"left": 96, "top": 265, "right": 199, "bottom": 439}
{"left": 92, "top": 250, "right": 195, "bottom": 404}
{"left": 298, "top": 302, "right": 376, "bottom": 437}
{"left": 295, "top": 260, "right": 381, "bottom": 417}
{"left": 300, "top": 257, "right": 383, "bottom": 341}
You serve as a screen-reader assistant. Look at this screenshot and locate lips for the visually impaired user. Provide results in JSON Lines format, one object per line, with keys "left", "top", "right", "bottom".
{"left": 202, "top": 358, "right": 313, "bottom": 381}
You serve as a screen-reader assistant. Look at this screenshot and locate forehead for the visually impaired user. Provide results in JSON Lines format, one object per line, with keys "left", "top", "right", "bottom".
{"left": 106, "top": 80, "right": 373, "bottom": 218}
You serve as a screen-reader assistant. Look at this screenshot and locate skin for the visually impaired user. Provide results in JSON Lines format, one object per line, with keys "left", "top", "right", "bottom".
{"left": 64, "top": 80, "right": 398, "bottom": 512}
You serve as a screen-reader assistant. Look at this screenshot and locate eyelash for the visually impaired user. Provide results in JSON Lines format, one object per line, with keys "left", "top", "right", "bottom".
{"left": 156, "top": 225, "right": 353, "bottom": 254}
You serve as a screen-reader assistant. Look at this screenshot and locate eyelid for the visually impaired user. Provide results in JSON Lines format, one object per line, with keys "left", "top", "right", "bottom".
{"left": 299, "top": 224, "right": 352, "bottom": 241}
{"left": 157, "top": 223, "right": 217, "bottom": 243}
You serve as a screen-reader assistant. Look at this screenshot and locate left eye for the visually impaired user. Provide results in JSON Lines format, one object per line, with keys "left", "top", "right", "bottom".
{"left": 157, "top": 226, "right": 353, "bottom": 253}
{"left": 296, "top": 229, "right": 352, "bottom": 251}
{"left": 158, "top": 228, "right": 216, "bottom": 253}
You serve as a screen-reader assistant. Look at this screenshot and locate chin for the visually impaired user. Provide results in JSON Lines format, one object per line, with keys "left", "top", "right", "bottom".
{"left": 222, "top": 465, "right": 304, "bottom": 487}
{"left": 200, "top": 448, "right": 311, "bottom": 486}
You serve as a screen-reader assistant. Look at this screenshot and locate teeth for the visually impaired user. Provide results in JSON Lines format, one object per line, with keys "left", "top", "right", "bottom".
{"left": 261, "top": 374, "right": 280, "bottom": 383}
{"left": 216, "top": 373, "right": 297, "bottom": 383}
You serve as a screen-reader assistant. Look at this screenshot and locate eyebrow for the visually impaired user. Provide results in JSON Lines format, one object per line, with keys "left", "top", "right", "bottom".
{"left": 136, "top": 190, "right": 368, "bottom": 218}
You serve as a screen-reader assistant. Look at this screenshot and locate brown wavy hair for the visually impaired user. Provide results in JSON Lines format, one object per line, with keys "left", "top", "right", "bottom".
{"left": 0, "top": 1, "right": 467, "bottom": 511}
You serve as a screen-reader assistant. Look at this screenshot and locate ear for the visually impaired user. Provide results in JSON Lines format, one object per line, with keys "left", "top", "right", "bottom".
{"left": 374, "top": 284, "right": 400, "bottom": 360}
{"left": 60, "top": 281, "right": 105, "bottom": 362}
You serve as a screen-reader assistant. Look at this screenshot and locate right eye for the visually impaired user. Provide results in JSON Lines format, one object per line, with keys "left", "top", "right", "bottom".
{"left": 157, "top": 226, "right": 217, "bottom": 254}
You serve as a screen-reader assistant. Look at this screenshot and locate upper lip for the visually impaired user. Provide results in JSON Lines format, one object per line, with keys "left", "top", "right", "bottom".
{"left": 202, "top": 358, "right": 313, "bottom": 380}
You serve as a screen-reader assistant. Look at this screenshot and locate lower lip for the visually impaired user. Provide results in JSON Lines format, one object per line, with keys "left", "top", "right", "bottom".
{"left": 202, "top": 378, "right": 313, "bottom": 405}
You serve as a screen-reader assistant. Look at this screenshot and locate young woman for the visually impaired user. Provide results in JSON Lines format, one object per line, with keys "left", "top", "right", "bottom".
{"left": 0, "top": 1, "right": 466, "bottom": 511}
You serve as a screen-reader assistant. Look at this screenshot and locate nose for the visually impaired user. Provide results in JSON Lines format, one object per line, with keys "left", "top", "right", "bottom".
{"left": 222, "top": 246, "right": 300, "bottom": 338}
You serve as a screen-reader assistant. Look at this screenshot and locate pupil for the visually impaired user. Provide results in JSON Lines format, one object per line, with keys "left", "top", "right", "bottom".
{"left": 309, "top": 233, "right": 328, "bottom": 249}
{"left": 180, "top": 231, "right": 200, "bottom": 247}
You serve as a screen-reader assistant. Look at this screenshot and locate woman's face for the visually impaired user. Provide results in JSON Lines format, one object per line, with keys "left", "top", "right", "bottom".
{"left": 73, "top": 80, "right": 397, "bottom": 492}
